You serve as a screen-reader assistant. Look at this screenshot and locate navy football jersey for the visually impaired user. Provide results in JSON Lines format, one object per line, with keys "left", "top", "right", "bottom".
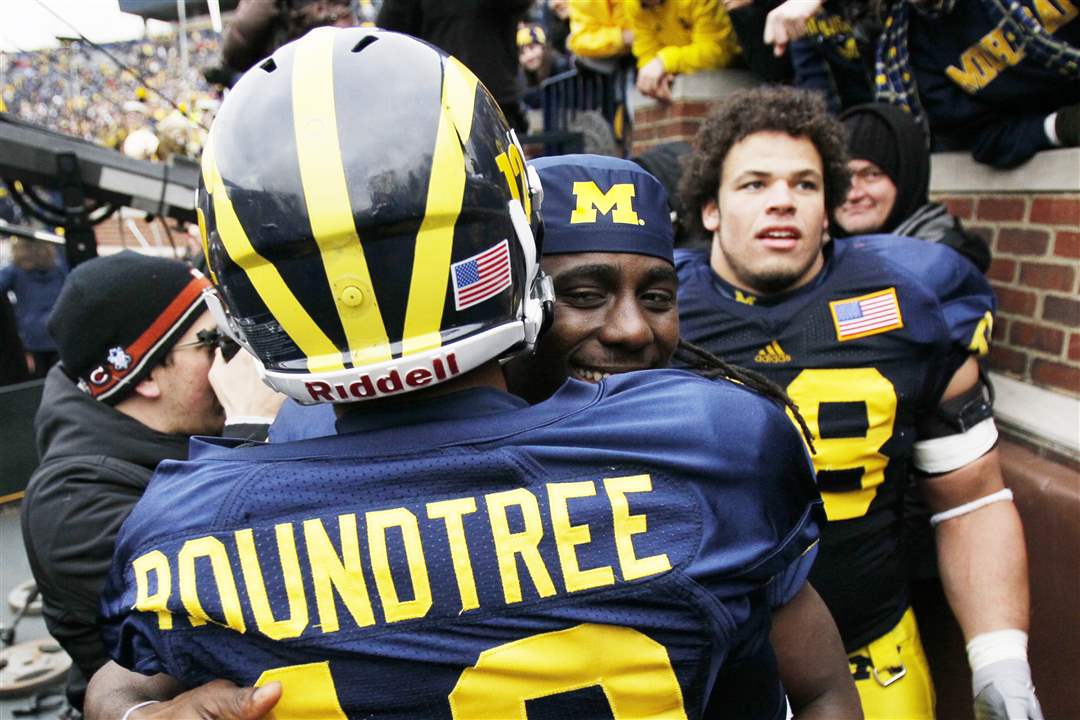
{"left": 101, "top": 370, "right": 822, "bottom": 719}
{"left": 676, "top": 236, "right": 995, "bottom": 651}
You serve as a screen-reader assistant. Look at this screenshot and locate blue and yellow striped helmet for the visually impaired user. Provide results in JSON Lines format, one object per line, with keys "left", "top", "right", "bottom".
{"left": 198, "top": 28, "right": 552, "bottom": 403}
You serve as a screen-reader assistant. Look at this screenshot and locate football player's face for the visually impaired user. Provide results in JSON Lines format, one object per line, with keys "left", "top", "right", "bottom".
{"left": 834, "top": 159, "right": 897, "bottom": 235}
{"left": 151, "top": 310, "right": 226, "bottom": 436}
{"left": 506, "top": 252, "right": 679, "bottom": 403}
{"left": 704, "top": 132, "right": 829, "bottom": 296}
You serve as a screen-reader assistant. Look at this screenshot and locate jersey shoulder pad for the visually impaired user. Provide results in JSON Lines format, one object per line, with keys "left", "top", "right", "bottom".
{"left": 840, "top": 234, "right": 995, "bottom": 355}
{"left": 101, "top": 452, "right": 255, "bottom": 675}
{"left": 674, "top": 247, "right": 709, "bottom": 277}
{"left": 601, "top": 370, "right": 823, "bottom": 589}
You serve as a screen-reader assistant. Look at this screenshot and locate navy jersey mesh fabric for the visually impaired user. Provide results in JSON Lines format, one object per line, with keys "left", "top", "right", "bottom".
{"left": 676, "top": 235, "right": 995, "bottom": 651}
{"left": 101, "top": 370, "right": 822, "bottom": 719}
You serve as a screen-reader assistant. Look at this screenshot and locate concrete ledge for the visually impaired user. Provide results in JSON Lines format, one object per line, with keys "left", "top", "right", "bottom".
{"left": 630, "top": 68, "right": 759, "bottom": 109}
{"left": 930, "top": 147, "right": 1080, "bottom": 194}
{"left": 990, "top": 371, "right": 1080, "bottom": 460}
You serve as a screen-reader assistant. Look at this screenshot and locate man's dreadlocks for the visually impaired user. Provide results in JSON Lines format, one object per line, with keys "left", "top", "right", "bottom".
{"left": 674, "top": 338, "right": 816, "bottom": 454}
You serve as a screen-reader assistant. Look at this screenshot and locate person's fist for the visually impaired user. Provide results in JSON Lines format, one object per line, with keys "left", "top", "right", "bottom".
{"left": 209, "top": 347, "right": 286, "bottom": 423}
{"left": 131, "top": 681, "right": 282, "bottom": 720}
{"left": 636, "top": 57, "right": 671, "bottom": 103}
{"left": 763, "top": 0, "right": 825, "bottom": 57}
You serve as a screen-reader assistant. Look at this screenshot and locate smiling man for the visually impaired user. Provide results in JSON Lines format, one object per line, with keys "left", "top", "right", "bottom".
{"left": 676, "top": 86, "right": 1041, "bottom": 720}
{"left": 832, "top": 102, "right": 990, "bottom": 273}
{"left": 504, "top": 155, "right": 679, "bottom": 403}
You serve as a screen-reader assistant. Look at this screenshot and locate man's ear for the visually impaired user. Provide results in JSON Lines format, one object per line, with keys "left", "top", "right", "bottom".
{"left": 702, "top": 198, "right": 720, "bottom": 233}
{"left": 132, "top": 371, "right": 162, "bottom": 400}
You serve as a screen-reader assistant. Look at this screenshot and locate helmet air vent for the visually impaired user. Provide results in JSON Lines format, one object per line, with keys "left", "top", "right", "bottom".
{"left": 259, "top": 58, "right": 277, "bottom": 73}
{"left": 352, "top": 36, "right": 379, "bottom": 54}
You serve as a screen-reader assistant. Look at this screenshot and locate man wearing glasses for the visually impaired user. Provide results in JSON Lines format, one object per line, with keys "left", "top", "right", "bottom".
{"left": 20, "top": 251, "right": 280, "bottom": 713}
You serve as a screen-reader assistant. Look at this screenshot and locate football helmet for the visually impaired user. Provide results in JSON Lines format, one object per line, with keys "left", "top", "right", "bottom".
{"left": 197, "top": 28, "right": 552, "bottom": 403}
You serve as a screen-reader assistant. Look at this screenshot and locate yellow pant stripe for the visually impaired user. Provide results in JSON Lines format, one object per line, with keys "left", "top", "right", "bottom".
{"left": 401, "top": 56, "right": 478, "bottom": 356}
{"left": 293, "top": 28, "right": 391, "bottom": 365}
{"left": 849, "top": 608, "right": 936, "bottom": 720}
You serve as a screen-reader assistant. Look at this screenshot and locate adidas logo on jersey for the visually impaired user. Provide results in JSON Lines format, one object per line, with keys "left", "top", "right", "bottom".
{"left": 754, "top": 341, "right": 791, "bottom": 364}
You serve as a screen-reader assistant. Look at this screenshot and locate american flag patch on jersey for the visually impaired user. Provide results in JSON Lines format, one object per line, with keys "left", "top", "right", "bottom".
{"left": 451, "top": 239, "right": 512, "bottom": 311}
{"left": 829, "top": 288, "right": 903, "bottom": 341}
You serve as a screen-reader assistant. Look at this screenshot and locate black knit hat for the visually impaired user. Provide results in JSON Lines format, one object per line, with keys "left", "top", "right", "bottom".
{"left": 47, "top": 251, "right": 212, "bottom": 404}
{"left": 839, "top": 103, "right": 931, "bottom": 234}
{"left": 843, "top": 110, "right": 900, "bottom": 185}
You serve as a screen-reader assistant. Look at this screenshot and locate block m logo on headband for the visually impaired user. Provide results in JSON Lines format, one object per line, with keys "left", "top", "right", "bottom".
{"left": 570, "top": 182, "right": 642, "bottom": 226}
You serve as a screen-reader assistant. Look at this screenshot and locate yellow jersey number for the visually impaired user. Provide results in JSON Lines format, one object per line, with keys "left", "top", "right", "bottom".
{"left": 255, "top": 623, "right": 687, "bottom": 719}
{"left": 786, "top": 368, "right": 899, "bottom": 522}
{"left": 495, "top": 142, "right": 531, "bottom": 219}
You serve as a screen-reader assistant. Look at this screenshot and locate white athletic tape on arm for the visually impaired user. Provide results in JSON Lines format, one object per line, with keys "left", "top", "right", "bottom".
{"left": 929, "top": 488, "right": 1013, "bottom": 527}
{"left": 967, "top": 629, "right": 1029, "bottom": 672}
{"left": 913, "top": 417, "right": 999, "bottom": 474}
{"left": 121, "top": 700, "right": 161, "bottom": 720}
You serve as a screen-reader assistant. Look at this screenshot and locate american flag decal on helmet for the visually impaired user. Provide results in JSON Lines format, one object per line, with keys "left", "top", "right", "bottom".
{"left": 450, "top": 239, "right": 512, "bottom": 311}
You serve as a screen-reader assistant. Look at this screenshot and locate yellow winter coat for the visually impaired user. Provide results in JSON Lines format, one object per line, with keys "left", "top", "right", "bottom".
{"left": 624, "top": 0, "right": 740, "bottom": 74}
{"left": 568, "top": 0, "right": 632, "bottom": 58}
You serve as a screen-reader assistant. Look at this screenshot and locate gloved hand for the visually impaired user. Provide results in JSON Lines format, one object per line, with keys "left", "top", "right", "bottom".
{"left": 1055, "top": 103, "right": 1079, "bottom": 146}
{"left": 972, "top": 658, "right": 1044, "bottom": 720}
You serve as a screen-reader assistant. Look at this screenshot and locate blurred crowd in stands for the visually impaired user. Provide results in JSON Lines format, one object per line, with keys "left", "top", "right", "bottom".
{"left": 0, "top": 1, "right": 1075, "bottom": 170}
{"left": 515, "top": 0, "right": 1078, "bottom": 168}
{"left": 2, "top": 30, "right": 222, "bottom": 160}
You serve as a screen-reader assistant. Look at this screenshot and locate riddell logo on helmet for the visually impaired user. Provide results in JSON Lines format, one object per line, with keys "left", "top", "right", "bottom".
{"left": 305, "top": 353, "right": 461, "bottom": 402}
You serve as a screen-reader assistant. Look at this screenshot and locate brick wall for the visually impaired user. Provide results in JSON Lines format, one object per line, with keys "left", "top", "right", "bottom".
{"left": 631, "top": 101, "right": 711, "bottom": 155}
{"left": 628, "top": 69, "right": 758, "bottom": 155}
{"left": 934, "top": 194, "right": 1080, "bottom": 397}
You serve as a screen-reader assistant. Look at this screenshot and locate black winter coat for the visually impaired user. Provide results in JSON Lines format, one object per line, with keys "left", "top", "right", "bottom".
{"left": 20, "top": 365, "right": 189, "bottom": 709}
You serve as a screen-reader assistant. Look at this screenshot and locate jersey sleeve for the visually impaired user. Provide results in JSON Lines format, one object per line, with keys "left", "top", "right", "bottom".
{"left": 681, "top": 379, "right": 825, "bottom": 600}
{"left": 99, "top": 457, "right": 246, "bottom": 677}
{"left": 0, "top": 264, "right": 14, "bottom": 293}
{"left": 914, "top": 240, "right": 996, "bottom": 362}
{"left": 99, "top": 500, "right": 173, "bottom": 676}
{"left": 867, "top": 235, "right": 996, "bottom": 359}
{"left": 764, "top": 542, "right": 819, "bottom": 610}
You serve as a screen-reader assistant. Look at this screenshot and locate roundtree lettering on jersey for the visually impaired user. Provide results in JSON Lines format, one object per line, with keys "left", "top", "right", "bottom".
{"left": 130, "top": 475, "right": 675, "bottom": 635}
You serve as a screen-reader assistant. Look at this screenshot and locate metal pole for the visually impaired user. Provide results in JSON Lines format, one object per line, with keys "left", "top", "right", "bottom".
{"left": 208, "top": 0, "right": 222, "bottom": 34}
{"left": 176, "top": 0, "right": 189, "bottom": 78}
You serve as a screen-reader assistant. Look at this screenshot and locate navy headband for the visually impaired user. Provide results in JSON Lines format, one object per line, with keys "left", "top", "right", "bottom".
{"left": 531, "top": 154, "right": 674, "bottom": 265}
